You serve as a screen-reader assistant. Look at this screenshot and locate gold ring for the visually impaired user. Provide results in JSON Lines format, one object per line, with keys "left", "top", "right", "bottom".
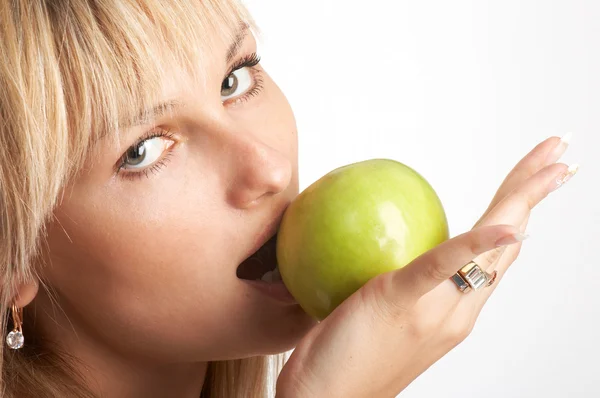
{"left": 451, "top": 261, "right": 497, "bottom": 293}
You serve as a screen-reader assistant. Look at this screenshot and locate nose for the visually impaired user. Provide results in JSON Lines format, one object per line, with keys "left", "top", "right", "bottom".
{"left": 226, "top": 137, "right": 292, "bottom": 209}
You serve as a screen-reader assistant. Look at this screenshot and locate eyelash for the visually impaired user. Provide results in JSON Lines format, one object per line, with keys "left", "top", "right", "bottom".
{"left": 116, "top": 129, "right": 176, "bottom": 181}
{"left": 116, "top": 52, "right": 264, "bottom": 180}
{"left": 223, "top": 52, "right": 264, "bottom": 106}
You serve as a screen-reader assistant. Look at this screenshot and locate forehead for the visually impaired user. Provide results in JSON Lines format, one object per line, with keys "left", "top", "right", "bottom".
{"left": 53, "top": 1, "right": 256, "bottom": 166}
{"left": 128, "top": 24, "right": 255, "bottom": 121}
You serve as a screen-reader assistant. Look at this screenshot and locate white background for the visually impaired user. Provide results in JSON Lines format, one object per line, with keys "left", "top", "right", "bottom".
{"left": 245, "top": 1, "right": 599, "bottom": 397}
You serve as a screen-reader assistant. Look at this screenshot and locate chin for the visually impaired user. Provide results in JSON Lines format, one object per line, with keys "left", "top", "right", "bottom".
{"left": 240, "top": 306, "right": 317, "bottom": 359}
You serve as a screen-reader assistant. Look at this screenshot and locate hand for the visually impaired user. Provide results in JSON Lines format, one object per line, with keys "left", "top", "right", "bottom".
{"left": 277, "top": 135, "right": 577, "bottom": 398}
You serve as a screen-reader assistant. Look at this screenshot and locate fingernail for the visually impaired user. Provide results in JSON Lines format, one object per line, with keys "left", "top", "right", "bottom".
{"left": 495, "top": 233, "right": 530, "bottom": 247}
{"left": 544, "top": 132, "right": 573, "bottom": 166}
{"left": 549, "top": 163, "right": 579, "bottom": 193}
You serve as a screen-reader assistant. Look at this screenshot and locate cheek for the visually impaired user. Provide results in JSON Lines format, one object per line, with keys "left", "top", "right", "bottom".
{"left": 51, "top": 182, "right": 228, "bottom": 289}
{"left": 44, "top": 166, "right": 240, "bottom": 340}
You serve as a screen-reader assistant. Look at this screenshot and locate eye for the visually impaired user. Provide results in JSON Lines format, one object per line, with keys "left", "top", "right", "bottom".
{"left": 122, "top": 136, "right": 174, "bottom": 170}
{"left": 221, "top": 67, "right": 253, "bottom": 101}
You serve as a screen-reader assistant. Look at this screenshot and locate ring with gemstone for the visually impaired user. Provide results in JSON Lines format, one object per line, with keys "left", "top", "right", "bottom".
{"left": 451, "top": 261, "right": 497, "bottom": 293}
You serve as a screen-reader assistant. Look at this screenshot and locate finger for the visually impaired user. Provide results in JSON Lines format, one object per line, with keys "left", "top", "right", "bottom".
{"left": 468, "top": 213, "right": 531, "bottom": 308}
{"left": 478, "top": 162, "right": 577, "bottom": 231}
{"left": 468, "top": 163, "right": 575, "bottom": 276}
{"left": 520, "top": 214, "right": 530, "bottom": 233}
{"left": 494, "top": 212, "right": 530, "bottom": 270}
{"left": 456, "top": 256, "right": 512, "bottom": 326}
{"left": 453, "top": 163, "right": 578, "bottom": 342}
{"left": 466, "top": 165, "right": 576, "bottom": 315}
{"left": 393, "top": 224, "right": 524, "bottom": 301}
{"left": 442, "top": 165, "right": 576, "bottom": 315}
{"left": 467, "top": 204, "right": 531, "bottom": 277}
{"left": 474, "top": 134, "right": 571, "bottom": 228}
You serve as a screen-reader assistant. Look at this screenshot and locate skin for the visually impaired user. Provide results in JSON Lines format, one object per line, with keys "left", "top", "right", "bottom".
{"left": 17, "top": 26, "right": 315, "bottom": 398}
{"left": 277, "top": 137, "right": 575, "bottom": 397}
{"left": 11, "top": 17, "right": 576, "bottom": 398}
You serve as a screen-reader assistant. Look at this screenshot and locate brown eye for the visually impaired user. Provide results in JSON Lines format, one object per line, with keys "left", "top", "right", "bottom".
{"left": 221, "top": 67, "right": 252, "bottom": 101}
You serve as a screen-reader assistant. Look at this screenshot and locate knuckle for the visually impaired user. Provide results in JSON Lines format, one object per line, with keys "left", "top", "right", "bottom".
{"left": 410, "top": 314, "right": 442, "bottom": 341}
{"left": 277, "top": 362, "right": 318, "bottom": 398}
{"left": 445, "top": 320, "right": 474, "bottom": 345}
{"left": 507, "top": 244, "right": 522, "bottom": 263}
{"left": 362, "top": 273, "right": 411, "bottom": 325}
{"left": 468, "top": 228, "right": 498, "bottom": 256}
{"left": 496, "top": 245, "right": 522, "bottom": 272}
{"left": 478, "top": 246, "right": 503, "bottom": 267}
{"left": 527, "top": 147, "right": 548, "bottom": 170}
{"left": 422, "top": 258, "right": 449, "bottom": 283}
{"left": 467, "top": 237, "right": 485, "bottom": 255}
{"left": 514, "top": 190, "right": 536, "bottom": 211}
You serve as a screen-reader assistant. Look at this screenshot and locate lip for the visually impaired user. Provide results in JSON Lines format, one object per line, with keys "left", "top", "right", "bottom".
{"left": 241, "top": 208, "right": 287, "bottom": 263}
{"left": 241, "top": 279, "right": 297, "bottom": 305}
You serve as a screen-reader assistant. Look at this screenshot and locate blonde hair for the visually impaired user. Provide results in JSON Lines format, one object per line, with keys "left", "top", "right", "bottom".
{"left": 0, "top": 1, "right": 282, "bottom": 396}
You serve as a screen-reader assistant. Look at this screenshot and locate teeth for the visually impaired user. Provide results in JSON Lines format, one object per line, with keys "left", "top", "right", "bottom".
{"left": 260, "top": 270, "right": 274, "bottom": 282}
{"left": 272, "top": 267, "right": 281, "bottom": 281}
{"left": 260, "top": 266, "right": 282, "bottom": 283}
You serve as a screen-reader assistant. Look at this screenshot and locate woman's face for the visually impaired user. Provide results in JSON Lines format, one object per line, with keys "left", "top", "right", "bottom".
{"left": 37, "top": 25, "right": 315, "bottom": 363}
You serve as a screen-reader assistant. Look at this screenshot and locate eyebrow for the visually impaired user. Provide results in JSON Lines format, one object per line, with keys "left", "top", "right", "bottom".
{"left": 126, "top": 24, "right": 249, "bottom": 128}
{"left": 128, "top": 99, "right": 182, "bottom": 127}
{"left": 226, "top": 23, "right": 250, "bottom": 64}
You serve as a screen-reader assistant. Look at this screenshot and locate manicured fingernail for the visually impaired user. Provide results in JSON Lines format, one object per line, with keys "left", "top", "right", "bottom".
{"left": 544, "top": 132, "right": 573, "bottom": 165}
{"left": 549, "top": 163, "right": 579, "bottom": 193}
{"left": 495, "top": 233, "right": 530, "bottom": 247}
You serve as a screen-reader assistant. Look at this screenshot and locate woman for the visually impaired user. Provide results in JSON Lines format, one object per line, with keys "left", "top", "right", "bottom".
{"left": 0, "top": 1, "right": 577, "bottom": 397}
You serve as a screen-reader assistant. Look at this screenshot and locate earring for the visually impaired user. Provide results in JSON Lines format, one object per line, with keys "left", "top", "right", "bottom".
{"left": 6, "top": 304, "right": 24, "bottom": 350}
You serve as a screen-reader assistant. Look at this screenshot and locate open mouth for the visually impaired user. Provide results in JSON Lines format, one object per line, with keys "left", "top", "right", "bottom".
{"left": 236, "top": 234, "right": 282, "bottom": 283}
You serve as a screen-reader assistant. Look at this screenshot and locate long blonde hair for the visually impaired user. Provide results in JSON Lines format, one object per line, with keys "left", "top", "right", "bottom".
{"left": 0, "top": 1, "right": 282, "bottom": 396}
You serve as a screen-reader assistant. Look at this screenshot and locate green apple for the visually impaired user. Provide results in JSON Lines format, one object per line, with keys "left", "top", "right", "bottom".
{"left": 276, "top": 159, "right": 449, "bottom": 320}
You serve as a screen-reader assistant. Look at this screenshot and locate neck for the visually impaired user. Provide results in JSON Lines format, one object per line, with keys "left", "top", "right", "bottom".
{"left": 81, "top": 355, "right": 208, "bottom": 398}
{"left": 31, "top": 292, "right": 208, "bottom": 398}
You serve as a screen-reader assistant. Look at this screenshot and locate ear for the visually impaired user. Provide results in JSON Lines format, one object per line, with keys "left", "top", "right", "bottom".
{"left": 13, "top": 279, "right": 39, "bottom": 308}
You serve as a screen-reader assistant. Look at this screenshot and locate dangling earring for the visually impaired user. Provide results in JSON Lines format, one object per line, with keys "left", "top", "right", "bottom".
{"left": 6, "top": 304, "right": 24, "bottom": 350}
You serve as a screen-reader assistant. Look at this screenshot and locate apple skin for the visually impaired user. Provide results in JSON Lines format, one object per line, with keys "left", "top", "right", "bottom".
{"left": 276, "top": 159, "right": 449, "bottom": 320}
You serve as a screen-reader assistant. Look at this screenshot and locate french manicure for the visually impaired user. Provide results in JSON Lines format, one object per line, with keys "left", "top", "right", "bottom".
{"left": 549, "top": 164, "right": 579, "bottom": 193}
{"left": 495, "top": 233, "right": 530, "bottom": 247}
{"left": 544, "top": 132, "right": 573, "bottom": 166}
